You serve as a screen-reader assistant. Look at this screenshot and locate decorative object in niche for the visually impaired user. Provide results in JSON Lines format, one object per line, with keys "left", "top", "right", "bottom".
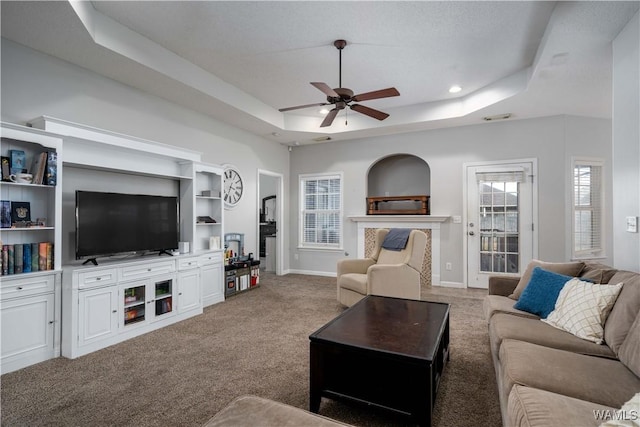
{"left": 367, "top": 195, "right": 430, "bottom": 215}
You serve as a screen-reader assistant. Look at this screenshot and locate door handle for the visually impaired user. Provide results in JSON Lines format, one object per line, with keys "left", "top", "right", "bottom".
{"left": 468, "top": 231, "right": 475, "bottom": 236}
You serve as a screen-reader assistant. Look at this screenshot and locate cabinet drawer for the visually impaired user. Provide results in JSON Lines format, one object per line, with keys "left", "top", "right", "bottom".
{"left": 199, "top": 252, "right": 222, "bottom": 265}
{"left": 178, "top": 257, "right": 199, "bottom": 271}
{"left": 119, "top": 260, "right": 175, "bottom": 281}
{"left": 1, "top": 274, "right": 56, "bottom": 300}
{"left": 78, "top": 269, "right": 118, "bottom": 289}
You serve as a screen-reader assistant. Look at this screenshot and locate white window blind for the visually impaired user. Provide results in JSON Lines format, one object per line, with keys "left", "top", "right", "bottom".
{"left": 476, "top": 170, "right": 525, "bottom": 183}
{"left": 299, "top": 173, "right": 342, "bottom": 248}
{"left": 572, "top": 160, "right": 603, "bottom": 257}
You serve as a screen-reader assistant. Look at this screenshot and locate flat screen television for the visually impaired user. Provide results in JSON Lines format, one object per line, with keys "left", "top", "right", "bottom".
{"left": 76, "top": 191, "right": 179, "bottom": 261}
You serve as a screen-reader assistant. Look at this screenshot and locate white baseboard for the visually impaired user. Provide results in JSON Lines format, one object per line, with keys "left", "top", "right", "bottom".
{"left": 434, "top": 281, "right": 466, "bottom": 289}
{"left": 285, "top": 269, "right": 337, "bottom": 277}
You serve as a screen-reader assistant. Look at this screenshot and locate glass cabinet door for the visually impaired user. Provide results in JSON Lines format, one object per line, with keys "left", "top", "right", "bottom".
{"left": 123, "top": 285, "right": 146, "bottom": 325}
{"left": 154, "top": 279, "right": 173, "bottom": 317}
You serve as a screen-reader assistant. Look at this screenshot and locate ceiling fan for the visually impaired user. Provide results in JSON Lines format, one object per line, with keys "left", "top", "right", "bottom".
{"left": 279, "top": 39, "right": 400, "bottom": 127}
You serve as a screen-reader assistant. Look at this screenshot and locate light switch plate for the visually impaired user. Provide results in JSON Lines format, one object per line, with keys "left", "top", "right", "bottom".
{"left": 626, "top": 216, "right": 638, "bottom": 233}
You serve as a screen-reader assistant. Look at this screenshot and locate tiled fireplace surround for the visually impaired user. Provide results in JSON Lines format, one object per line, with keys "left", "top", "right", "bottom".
{"left": 349, "top": 215, "right": 449, "bottom": 287}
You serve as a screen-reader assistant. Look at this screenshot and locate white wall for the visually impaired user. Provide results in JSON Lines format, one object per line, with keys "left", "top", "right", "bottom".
{"left": 1, "top": 39, "right": 290, "bottom": 267}
{"left": 289, "top": 115, "right": 613, "bottom": 282}
{"left": 612, "top": 11, "right": 640, "bottom": 271}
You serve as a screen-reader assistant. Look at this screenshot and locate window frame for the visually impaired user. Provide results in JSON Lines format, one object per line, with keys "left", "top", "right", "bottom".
{"left": 571, "top": 157, "right": 605, "bottom": 259}
{"left": 298, "top": 172, "right": 344, "bottom": 250}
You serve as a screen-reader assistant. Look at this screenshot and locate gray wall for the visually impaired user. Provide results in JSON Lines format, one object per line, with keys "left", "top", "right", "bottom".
{"left": 1, "top": 39, "right": 290, "bottom": 267}
{"left": 612, "top": 11, "right": 640, "bottom": 271}
{"left": 289, "top": 115, "right": 613, "bottom": 282}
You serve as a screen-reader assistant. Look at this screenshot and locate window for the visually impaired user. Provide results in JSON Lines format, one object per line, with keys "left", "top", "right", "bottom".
{"left": 299, "top": 173, "right": 342, "bottom": 249}
{"left": 572, "top": 159, "right": 604, "bottom": 258}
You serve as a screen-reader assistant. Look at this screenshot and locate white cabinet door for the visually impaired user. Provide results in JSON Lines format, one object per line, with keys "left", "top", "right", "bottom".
{"left": 78, "top": 287, "right": 118, "bottom": 347}
{"left": 1, "top": 293, "right": 55, "bottom": 374}
{"left": 201, "top": 262, "right": 223, "bottom": 306}
{"left": 178, "top": 269, "right": 201, "bottom": 313}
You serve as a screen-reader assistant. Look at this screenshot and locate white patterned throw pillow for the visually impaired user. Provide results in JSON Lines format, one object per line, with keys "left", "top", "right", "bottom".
{"left": 542, "top": 278, "right": 623, "bottom": 344}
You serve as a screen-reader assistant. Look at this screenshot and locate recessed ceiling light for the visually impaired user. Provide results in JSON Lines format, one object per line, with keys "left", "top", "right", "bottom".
{"left": 449, "top": 85, "right": 462, "bottom": 94}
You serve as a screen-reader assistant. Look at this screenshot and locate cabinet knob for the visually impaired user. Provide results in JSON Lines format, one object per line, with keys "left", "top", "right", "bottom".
{"left": 48, "top": 321, "right": 54, "bottom": 324}
{"left": 17, "top": 286, "right": 23, "bottom": 290}
{"left": 96, "top": 277, "right": 102, "bottom": 281}
{"left": 112, "top": 310, "right": 117, "bottom": 313}
{"left": 148, "top": 300, "right": 154, "bottom": 304}
{"left": 147, "top": 268, "right": 152, "bottom": 272}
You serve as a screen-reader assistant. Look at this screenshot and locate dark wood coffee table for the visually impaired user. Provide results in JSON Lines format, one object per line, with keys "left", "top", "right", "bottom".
{"left": 309, "top": 295, "right": 450, "bottom": 427}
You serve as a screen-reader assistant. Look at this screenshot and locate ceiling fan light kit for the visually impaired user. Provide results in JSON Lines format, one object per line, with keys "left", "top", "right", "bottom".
{"left": 279, "top": 39, "right": 400, "bottom": 128}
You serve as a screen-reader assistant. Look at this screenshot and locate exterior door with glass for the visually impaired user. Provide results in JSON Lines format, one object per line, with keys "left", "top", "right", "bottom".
{"left": 466, "top": 162, "right": 536, "bottom": 288}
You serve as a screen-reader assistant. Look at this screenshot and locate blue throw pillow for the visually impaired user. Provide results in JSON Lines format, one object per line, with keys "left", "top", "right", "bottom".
{"left": 513, "top": 267, "right": 574, "bottom": 318}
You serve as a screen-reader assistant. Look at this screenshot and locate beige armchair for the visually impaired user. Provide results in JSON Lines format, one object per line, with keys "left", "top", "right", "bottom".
{"left": 336, "top": 229, "right": 428, "bottom": 307}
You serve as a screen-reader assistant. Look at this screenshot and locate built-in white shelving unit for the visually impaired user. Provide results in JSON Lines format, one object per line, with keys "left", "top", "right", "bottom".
{"left": 0, "top": 122, "right": 63, "bottom": 374}
{"left": 0, "top": 117, "right": 227, "bottom": 365}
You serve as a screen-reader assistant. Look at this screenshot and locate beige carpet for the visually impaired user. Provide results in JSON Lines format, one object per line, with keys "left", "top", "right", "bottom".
{"left": 0, "top": 273, "right": 500, "bottom": 426}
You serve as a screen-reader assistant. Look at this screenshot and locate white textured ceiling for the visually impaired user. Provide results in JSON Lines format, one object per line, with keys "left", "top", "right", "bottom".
{"left": 2, "top": 1, "right": 639, "bottom": 145}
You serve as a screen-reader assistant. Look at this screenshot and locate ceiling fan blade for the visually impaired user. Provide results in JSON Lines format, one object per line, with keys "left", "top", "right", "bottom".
{"left": 352, "top": 87, "right": 400, "bottom": 102}
{"left": 279, "top": 102, "right": 329, "bottom": 112}
{"left": 320, "top": 108, "right": 340, "bottom": 127}
{"left": 311, "top": 82, "right": 339, "bottom": 98}
{"left": 350, "top": 104, "right": 390, "bottom": 121}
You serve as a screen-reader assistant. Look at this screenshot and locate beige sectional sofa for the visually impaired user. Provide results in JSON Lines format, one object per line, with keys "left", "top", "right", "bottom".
{"left": 484, "top": 261, "right": 640, "bottom": 427}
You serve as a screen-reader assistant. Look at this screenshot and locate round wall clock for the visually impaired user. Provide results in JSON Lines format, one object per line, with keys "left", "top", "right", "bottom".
{"left": 223, "top": 165, "right": 244, "bottom": 208}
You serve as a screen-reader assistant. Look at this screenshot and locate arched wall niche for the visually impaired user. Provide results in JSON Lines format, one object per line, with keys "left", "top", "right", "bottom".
{"left": 367, "top": 154, "right": 431, "bottom": 207}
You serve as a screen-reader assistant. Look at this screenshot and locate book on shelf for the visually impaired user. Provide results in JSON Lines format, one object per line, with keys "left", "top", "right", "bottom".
{"left": 14, "top": 244, "right": 23, "bottom": 274}
{"left": 45, "top": 152, "right": 57, "bottom": 186}
{"left": 30, "top": 152, "right": 48, "bottom": 185}
{"left": 7, "top": 245, "right": 14, "bottom": 275}
{"left": 31, "top": 242, "right": 39, "bottom": 272}
{"left": 1, "top": 200, "right": 11, "bottom": 228}
{"left": 1, "top": 245, "right": 7, "bottom": 275}
{"left": 22, "top": 243, "right": 32, "bottom": 273}
{"left": 9, "top": 150, "right": 26, "bottom": 174}
{"left": 0, "top": 242, "right": 53, "bottom": 275}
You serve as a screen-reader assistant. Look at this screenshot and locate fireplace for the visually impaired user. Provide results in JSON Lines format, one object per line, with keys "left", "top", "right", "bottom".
{"left": 349, "top": 215, "right": 449, "bottom": 287}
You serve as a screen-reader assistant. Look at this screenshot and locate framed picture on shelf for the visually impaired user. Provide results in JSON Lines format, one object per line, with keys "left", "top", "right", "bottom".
{"left": 1, "top": 200, "right": 11, "bottom": 228}
{"left": 11, "top": 201, "right": 31, "bottom": 224}
{"left": 9, "top": 150, "right": 26, "bottom": 174}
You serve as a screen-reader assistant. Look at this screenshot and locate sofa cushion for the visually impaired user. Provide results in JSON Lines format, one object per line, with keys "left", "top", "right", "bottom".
{"left": 203, "top": 395, "right": 353, "bottom": 426}
{"left": 580, "top": 262, "right": 618, "bottom": 284}
{"left": 508, "top": 385, "right": 616, "bottom": 427}
{"left": 542, "top": 279, "right": 623, "bottom": 344}
{"left": 509, "top": 260, "right": 585, "bottom": 300}
{"left": 499, "top": 339, "right": 640, "bottom": 408}
{"left": 483, "top": 295, "right": 539, "bottom": 323}
{"left": 338, "top": 273, "right": 367, "bottom": 294}
{"left": 489, "top": 313, "right": 616, "bottom": 361}
{"left": 513, "top": 267, "right": 575, "bottom": 318}
{"left": 604, "top": 271, "right": 640, "bottom": 355}
{"left": 618, "top": 312, "right": 640, "bottom": 378}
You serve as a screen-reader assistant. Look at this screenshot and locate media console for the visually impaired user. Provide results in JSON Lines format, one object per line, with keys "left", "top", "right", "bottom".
{"left": 62, "top": 252, "right": 223, "bottom": 358}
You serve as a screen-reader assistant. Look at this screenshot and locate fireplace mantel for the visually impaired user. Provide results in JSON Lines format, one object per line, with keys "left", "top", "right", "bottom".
{"left": 348, "top": 215, "right": 450, "bottom": 286}
{"left": 348, "top": 215, "right": 449, "bottom": 223}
